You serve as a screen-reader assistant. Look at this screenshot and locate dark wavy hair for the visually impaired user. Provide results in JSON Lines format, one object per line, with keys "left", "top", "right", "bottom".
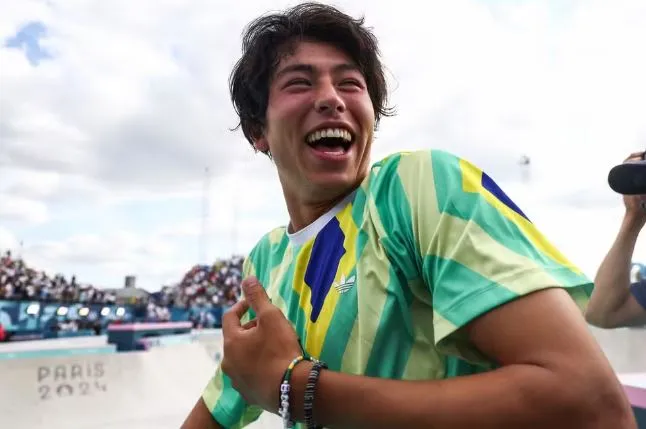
{"left": 229, "top": 2, "right": 395, "bottom": 156}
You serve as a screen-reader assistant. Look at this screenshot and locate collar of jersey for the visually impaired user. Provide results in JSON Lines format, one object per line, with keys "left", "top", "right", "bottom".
{"left": 286, "top": 189, "right": 358, "bottom": 246}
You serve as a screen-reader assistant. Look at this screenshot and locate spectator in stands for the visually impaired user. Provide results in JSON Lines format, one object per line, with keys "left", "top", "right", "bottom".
{"left": 586, "top": 151, "right": 646, "bottom": 328}
{"left": 1, "top": 248, "right": 242, "bottom": 331}
{"left": 0, "top": 250, "right": 116, "bottom": 305}
{"left": 145, "top": 301, "right": 170, "bottom": 322}
{"left": 155, "top": 256, "right": 243, "bottom": 311}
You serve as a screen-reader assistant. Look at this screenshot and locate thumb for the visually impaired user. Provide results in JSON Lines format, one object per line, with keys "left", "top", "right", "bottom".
{"left": 242, "top": 276, "right": 270, "bottom": 314}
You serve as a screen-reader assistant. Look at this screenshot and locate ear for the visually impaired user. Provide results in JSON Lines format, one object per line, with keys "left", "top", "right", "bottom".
{"left": 253, "top": 135, "right": 269, "bottom": 153}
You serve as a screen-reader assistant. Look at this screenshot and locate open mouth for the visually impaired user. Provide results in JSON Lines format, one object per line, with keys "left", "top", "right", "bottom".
{"left": 305, "top": 128, "right": 353, "bottom": 154}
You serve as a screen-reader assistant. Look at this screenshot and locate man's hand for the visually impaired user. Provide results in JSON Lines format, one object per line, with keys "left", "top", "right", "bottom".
{"left": 220, "top": 276, "right": 303, "bottom": 413}
{"left": 622, "top": 151, "right": 646, "bottom": 227}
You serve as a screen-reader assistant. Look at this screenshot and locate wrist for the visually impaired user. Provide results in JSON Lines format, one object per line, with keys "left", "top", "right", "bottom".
{"left": 270, "top": 356, "right": 304, "bottom": 415}
{"left": 622, "top": 212, "right": 645, "bottom": 234}
{"left": 287, "top": 359, "right": 315, "bottom": 422}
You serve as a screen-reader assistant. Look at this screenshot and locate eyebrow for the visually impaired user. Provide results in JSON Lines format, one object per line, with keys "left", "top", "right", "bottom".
{"left": 275, "top": 63, "right": 360, "bottom": 79}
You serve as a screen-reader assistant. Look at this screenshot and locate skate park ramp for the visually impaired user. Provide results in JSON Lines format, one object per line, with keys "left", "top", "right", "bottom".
{"left": 0, "top": 333, "right": 282, "bottom": 429}
{"left": 590, "top": 326, "right": 646, "bottom": 373}
{"left": 0, "top": 334, "right": 108, "bottom": 352}
{"left": 0, "top": 335, "right": 113, "bottom": 360}
{"left": 192, "top": 328, "right": 224, "bottom": 363}
{"left": 0, "top": 326, "right": 642, "bottom": 429}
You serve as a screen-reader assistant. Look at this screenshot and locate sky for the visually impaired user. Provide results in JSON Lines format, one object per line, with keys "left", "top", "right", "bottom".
{"left": 1, "top": 0, "right": 646, "bottom": 292}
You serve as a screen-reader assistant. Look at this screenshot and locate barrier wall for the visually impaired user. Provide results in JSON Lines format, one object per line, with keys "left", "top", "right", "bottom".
{"left": 0, "top": 300, "right": 128, "bottom": 334}
{"left": 0, "top": 300, "right": 226, "bottom": 338}
{"left": 107, "top": 322, "right": 193, "bottom": 352}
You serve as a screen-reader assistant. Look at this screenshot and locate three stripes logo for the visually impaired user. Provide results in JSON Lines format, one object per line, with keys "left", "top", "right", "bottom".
{"left": 333, "top": 274, "right": 355, "bottom": 294}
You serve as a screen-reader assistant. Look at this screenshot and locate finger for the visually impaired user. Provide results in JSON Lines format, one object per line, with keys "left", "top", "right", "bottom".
{"left": 242, "top": 276, "right": 272, "bottom": 315}
{"left": 625, "top": 151, "right": 645, "bottom": 162}
{"left": 221, "top": 298, "right": 249, "bottom": 335}
{"left": 241, "top": 319, "right": 258, "bottom": 330}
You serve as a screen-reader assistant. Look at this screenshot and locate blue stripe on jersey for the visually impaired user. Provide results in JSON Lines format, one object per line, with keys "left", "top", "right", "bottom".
{"left": 480, "top": 172, "right": 530, "bottom": 221}
{"left": 304, "top": 217, "right": 346, "bottom": 322}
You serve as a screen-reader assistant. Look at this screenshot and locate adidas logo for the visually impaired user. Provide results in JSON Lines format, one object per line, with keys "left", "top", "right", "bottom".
{"left": 333, "top": 274, "right": 355, "bottom": 294}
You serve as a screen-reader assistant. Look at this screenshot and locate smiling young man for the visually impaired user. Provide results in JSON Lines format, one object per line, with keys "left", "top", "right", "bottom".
{"left": 182, "top": 3, "right": 635, "bottom": 429}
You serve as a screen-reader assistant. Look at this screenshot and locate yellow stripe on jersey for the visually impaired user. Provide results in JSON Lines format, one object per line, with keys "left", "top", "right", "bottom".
{"left": 458, "top": 159, "right": 581, "bottom": 274}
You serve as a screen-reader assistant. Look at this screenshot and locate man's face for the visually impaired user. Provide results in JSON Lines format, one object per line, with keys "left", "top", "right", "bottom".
{"left": 255, "top": 40, "right": 376, "bottom": 203}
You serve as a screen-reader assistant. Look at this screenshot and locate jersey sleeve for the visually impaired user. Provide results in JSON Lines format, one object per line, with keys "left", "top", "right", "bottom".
{"left": 373, "top": 150, "right": 593, "bottom": 364}
{"left": 201, "top": 256, "right": 263, "bottom": 428}
{"left": 630, "top": 280, "right": 646, "bottom": 309}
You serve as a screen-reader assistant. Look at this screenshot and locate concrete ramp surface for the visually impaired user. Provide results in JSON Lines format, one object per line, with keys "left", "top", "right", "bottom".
{"left": 0, "top": 343, "right": 218, "bottom": 429}
{"left": 590, "top": 326, "right": 646, "bottom": 373}
{"left": 2, "top": 326, "right": 641, "bottom": 429}
{"left": 0, "top": 339, "right": 282, "bottom": 429}
{"left": 0, "top": 335, "right": 108, "bottom": 353}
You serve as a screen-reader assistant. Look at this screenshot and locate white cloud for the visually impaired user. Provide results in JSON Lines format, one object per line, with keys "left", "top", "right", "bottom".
{"left": 0, "top": 194, "right": 49, "bottom": 224}
{"left": 2, "top": 0, "right": 646, "bottom": 290}
{"left": 0, "top": 227, "right": 18, "bottom": 251}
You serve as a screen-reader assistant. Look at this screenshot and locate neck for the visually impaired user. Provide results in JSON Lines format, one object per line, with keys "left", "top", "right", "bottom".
{"left": 283, "top": 187, "right": 356, "bottom": 234}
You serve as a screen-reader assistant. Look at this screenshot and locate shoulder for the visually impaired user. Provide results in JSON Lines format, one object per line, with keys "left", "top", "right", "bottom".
{"left": 364, "top": 149, "right": 468, "bottom": 198}
{"left": 368, "top": 148, "right": 468, "bottom": 180}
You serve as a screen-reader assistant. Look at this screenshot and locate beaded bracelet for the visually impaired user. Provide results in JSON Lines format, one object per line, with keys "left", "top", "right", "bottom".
{"left": 303, "top": 359, "right": 327, "bottom": 429}
{"left": 279, "top": 355, "right": 309, "bottom": 428}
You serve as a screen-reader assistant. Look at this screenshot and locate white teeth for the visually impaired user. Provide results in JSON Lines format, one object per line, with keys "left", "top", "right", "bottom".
{"left": 307, "top": 128, "right": 353, "bottom": 143}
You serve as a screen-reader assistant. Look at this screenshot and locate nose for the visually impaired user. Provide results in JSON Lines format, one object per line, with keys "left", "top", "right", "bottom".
{"left": 314, "top": 81, "right": 346, "bottom": 115}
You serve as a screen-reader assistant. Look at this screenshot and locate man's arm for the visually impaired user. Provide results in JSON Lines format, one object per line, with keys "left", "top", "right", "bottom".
{"left": 181, "top": 398, "right": 222, "bottom": 429}
{"left": 288, "top": 288, "right": 635, "bottom": 429}
{"left": 586, "top": 212, "right": 646, "bottom": 328}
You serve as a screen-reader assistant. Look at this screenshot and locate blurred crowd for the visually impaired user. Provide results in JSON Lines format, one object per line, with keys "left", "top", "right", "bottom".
{"left": 146, "top": 256, "right": 244, "bottom": 327}
{"left": 0, "top": 250, "right": 244, "bottom": 318}
{"left": 161, "top": 255, "right": 244, "bottom": 309}
{"left": 0, "top": 250, "right": 117, "bottom": 304}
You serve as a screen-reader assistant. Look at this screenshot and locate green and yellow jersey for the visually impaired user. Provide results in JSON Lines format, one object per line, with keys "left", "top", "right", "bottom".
{"left": 202, "top": 149, "right": 592, "bottom": 428}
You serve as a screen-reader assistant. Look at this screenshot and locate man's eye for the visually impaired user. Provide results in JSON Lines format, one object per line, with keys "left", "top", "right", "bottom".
{"left": 286, "top": 79, "right": 310, "bottom": 87}
{"left": 340, "top": 79, "right": 363, "bottom": 88}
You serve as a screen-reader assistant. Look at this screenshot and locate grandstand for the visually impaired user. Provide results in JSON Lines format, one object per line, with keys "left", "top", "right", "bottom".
{"left": 0, "top": 249, "right": 242, "bottom": 341}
